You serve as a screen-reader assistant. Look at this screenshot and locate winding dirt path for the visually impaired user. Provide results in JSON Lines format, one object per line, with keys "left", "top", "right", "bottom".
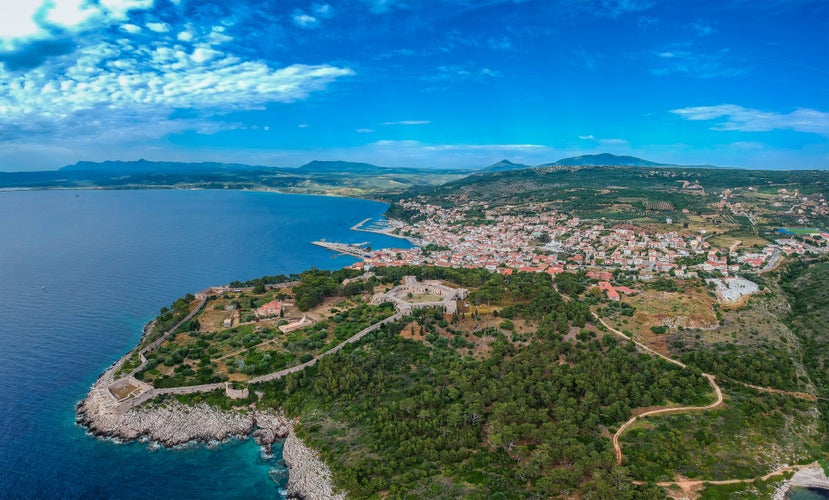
{"left": 595, "top": 314, "right": 821, "bottom": 467}
{"left": 651, "top": 462, "right": 819, "bottom": 499}
{"left": 613, "top": 373, "right": 723, "bottom": 465}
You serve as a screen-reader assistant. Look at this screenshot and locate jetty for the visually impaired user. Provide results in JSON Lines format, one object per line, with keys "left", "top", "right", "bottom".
{"left": 312, "top": 240, "right": 373, "bottom": 258}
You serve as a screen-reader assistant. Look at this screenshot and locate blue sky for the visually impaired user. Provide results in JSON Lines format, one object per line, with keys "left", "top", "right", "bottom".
{"left": 0, "top": 0, "right": 827, "bottom": 171}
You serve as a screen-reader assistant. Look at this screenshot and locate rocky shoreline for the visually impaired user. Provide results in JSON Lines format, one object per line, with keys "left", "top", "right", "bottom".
{"left": 283, "top": 429, "right": 346, "bottom": 500}
{"left": 772, "top": 464, "right": 829, "bottom": 500}
{"left": 77, "top": 364, "right": 344, "bottom": 499}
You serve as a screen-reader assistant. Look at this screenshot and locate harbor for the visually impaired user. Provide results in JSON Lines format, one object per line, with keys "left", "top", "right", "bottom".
{"left": 311, "top": 239, "right": 373, "bottom": 258}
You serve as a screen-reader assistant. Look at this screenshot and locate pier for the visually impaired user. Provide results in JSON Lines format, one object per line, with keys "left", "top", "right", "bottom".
{"left": 312, "top": 240, "right": 373, "bottom": 258}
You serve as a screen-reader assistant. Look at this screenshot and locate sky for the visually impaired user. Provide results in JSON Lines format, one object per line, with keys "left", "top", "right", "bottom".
{"left": 0, "top": 0, "right": 827, "bottom": 171}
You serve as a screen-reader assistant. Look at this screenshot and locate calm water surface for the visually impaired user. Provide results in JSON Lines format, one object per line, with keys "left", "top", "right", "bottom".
{"left": 0, "top": 189, "right": 410, "bottom": 498}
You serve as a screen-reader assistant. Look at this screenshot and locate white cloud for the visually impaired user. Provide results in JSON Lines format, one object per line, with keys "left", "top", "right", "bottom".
{"left": 0, "top": 0, "right": 155, "bottom": 49}
{"left": 298, "top": 123, "right": 310, "bottom": 128}
{"left": 292, "top": 13, "right": 319, "bottom": 28}
{"left": 146, "top": 22, "right": 170, "bottom": 33}
{"left": 177, "top": 31, "right": 193, "bottom": 42}
{"left": 356, "top": 128, "right": 375, "bottom": 133}
{"left": 0, "top": 30, "right": 355, "bottom": 143}
{"left": 672, "top": 104, "right": 829, "bottom": 136}
{"left": 0, "top": 2, "right": 42, "bottom": 42}
{"left": 122, "top": 23, "right": 141, "bottom": 33}
{"left": 579, "top": 135, "right": 596, "bottom": 140}
{"left": 191, "top": 46, "right": 220, "bottom": 63}
{"left": 650, "top": 48, "right": 748, "bottom": 78}
{"left": 98, "top": 0, "right": 154, "bottom": 20}
{"left": 382, "top": 120, "right": 430, "bottom": 125}
{"left": 44, "top": 0, "right": 99, "bottom": 29}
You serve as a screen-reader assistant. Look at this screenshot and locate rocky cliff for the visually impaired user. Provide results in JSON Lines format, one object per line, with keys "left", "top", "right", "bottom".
{"left": 283, "top": 429, "right": 346, "bottom": 500}
{"left": 78, "top": 367, "right": 342, "bottom": 498}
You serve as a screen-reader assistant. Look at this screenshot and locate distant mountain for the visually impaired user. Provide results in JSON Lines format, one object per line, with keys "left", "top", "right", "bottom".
{"left": 542, "top": 154, "right": 666, "bottom": 168}
{"left": 482, "top": 159, "right": 533, "bottom": 172}
{"left": 60, "top": 159, "right": 275, "bottom": 174}
{"left": 298, "top": 160, "right": 411, "bottom": 174}
{"left": 541, "top": 153, "right": 720, "bottom": 169}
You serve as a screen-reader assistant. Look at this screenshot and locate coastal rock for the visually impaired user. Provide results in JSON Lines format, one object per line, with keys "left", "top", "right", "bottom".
{"left": 772, "top": 464, "right": 829, "bottom": 500}
{"left": 253, "top": 409, "right": 292, "bottom": 453}
{"left": 79, "top": 399, "right": 255, "bottom": 446}
{"left": 77, "top": 363, "right": 291, "bottom": 446}
{"left": 283, "top": 429, "right": 346, "bottom": 500}
{"left": 78, "top": 342, "right": 341, "bottom": 498}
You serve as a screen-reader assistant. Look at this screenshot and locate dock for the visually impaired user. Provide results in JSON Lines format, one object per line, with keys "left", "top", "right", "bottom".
{"left": 312, "top": 240, "right": 373, "bottom": 258}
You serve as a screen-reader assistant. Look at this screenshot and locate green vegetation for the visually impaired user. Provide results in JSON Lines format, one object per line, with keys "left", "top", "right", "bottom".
{"left": 293, "top": 268, "right": 367, "bottom": 311}
{"left": 0, "top": 160, "right": 465, "bottom": 196}
{"left": 697, "top": 476, "right": 789, "bottom": 500}
{"left": 779, "top": 259, "right": 829, "bottom": 464}
{"left": 622, "top": 381, "right": 821, "bottom": 481}
{"left": 245, "top": 271, "right": 712, "bottom": 498}
{"left": 385, "top": 166, "right": 829, "bottom": 228}
{"left": 680, "top": 343, "right": 800, "bottom": 391}
{"left": 139, "top": 293, "right": 195, "bottom": 349}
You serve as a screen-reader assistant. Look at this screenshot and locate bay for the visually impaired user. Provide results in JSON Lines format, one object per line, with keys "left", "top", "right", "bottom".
{"left": 0, "top": 189, "right": 410, "bottom": 498}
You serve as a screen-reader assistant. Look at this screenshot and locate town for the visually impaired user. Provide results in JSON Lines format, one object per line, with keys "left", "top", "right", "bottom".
{"left": 353, "top": 195, "right": 828, "bottom": 283}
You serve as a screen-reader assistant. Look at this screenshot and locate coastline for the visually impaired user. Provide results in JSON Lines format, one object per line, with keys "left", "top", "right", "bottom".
{"left": 350, "top": 216, "right": 421, "bottom": 246}
{"left": 70, "top": 194, "right": 418, "bottom": 498}
{"left": 77, "top": 360, "right": 341, "bottom": 499}
{"left": 772, "top": 465, "right": 829, "bottom": 500}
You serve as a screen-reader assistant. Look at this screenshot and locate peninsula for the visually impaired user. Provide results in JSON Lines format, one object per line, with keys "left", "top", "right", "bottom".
{"left": 75, "top": 162, "right": 829, "bottom": 499}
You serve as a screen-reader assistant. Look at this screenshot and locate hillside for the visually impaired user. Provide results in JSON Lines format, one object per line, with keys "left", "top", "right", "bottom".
{"left": 481, "top": 159, "right": 532, "bottom": 172}
{"left": 387, "top": 165, "right": 829, "bottom": 229}
{"left": 0, "top": 160, "right": 466, "bottom": 196}
{"left": 298, "top": 160, "right": 416, "bottom": 175}
{"left": 543, "top": 153, "right": 667, "bottom": 167}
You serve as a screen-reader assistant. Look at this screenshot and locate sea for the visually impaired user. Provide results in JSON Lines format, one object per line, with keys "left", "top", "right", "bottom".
{"left": 0, "top": 189, "right": 411, "bottom": 499}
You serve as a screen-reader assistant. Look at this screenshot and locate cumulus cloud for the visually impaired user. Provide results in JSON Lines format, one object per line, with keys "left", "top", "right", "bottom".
{"left": 671, "top": 104, "right": 829, "bottom": 136}
{"left": 0, "top": 29, "right": 354, "bottom": 143}
{"left": 146, "top": 22, "right": 170, "bottom": 33}
{"left": 0, "top": 0, "right": 155, "bottom": 49}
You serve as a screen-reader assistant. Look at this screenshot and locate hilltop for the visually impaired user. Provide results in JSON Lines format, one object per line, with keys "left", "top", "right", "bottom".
{"left": 482, "top": 159, "right": 533, "bottom": 172}
{"left": 543, "top": 153, "right": 668, "bottom": 167}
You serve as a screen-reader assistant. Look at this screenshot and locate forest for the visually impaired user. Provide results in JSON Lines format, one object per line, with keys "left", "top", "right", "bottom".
{"left": 246, "top": 268, "right": 714, "bottom": 498}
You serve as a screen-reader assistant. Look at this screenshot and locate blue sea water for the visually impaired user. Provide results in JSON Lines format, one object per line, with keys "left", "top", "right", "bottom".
{"left": 789, "top": 487, "right": 829, "bottom": 499}
{"left": 0, "top": 189, "right": 410, "bottom": 499}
